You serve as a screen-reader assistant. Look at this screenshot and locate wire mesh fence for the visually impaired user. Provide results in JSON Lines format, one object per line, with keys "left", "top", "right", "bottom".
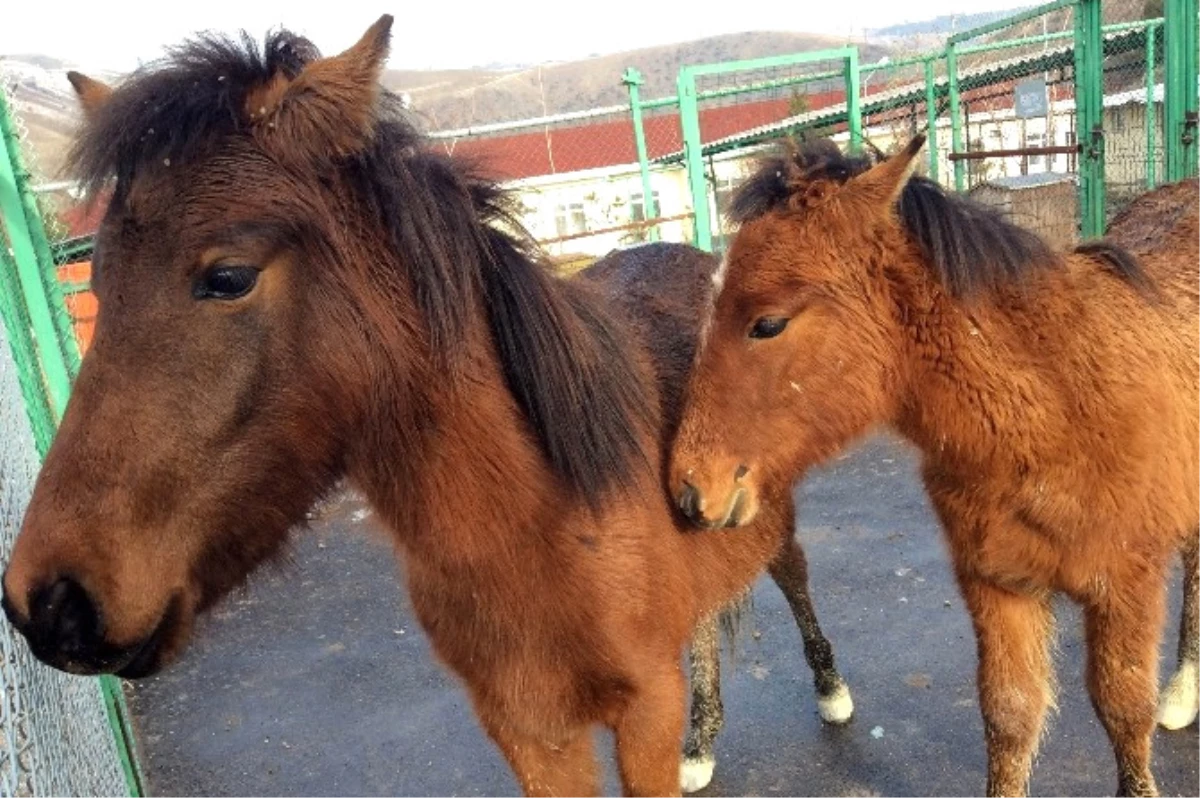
{"left": 1102, "top": 20, "right": 1167, "bottom": 218}
{"left": 859, "top": 56, "right": 933, "bottom": 153}
{"left": 0, "top": 313, "right": 127, "bottom": 798}
{"left": 682, "top": 51, "right": 861, "bottom": 255}
{"left": 0, "top": 65, "right": 134, "bottom": 798}
{"left": 935, "top": 4, "right": 1084, "bottom": 246}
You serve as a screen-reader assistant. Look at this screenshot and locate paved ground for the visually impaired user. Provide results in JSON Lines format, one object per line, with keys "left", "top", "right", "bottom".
{"left": 127, "top": 433, "right": 1199, "bottom": 796}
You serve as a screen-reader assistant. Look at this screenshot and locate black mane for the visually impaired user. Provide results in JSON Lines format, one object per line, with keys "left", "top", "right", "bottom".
{"left": 729, "top": 139, "right": 1151, "bottom": 298}
{"left": 68, "top": 30, "right": 318, "bottom": 198}
{"left": 68, "top": 28, "right": 650, "bottom": 506}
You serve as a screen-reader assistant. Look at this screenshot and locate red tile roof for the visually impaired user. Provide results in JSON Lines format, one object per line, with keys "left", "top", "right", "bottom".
{"left": 429, "top": 90, "right": 848, "bottom": 181}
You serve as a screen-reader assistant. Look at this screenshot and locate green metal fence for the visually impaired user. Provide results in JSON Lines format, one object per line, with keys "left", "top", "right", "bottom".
{"left": 1165, "top": 0, "right": 1199, "bottom": 180}
{"left": 622, "top": 49, "right": 861, "bottom": 255}
{"left": 0, "top": 67, "right": 143, "bottom": 798}
{"left": 632, "top": 0, "right": 1199, "bottom": 252}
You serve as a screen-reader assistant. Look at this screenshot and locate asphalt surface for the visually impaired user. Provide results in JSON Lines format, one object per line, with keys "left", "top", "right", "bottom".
{"left": 126, "top": 433, "right": 1199, "bottom": 796}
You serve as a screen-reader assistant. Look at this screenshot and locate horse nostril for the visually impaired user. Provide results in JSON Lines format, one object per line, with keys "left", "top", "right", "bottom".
{"left": 733, "top": 464, "right": 750, "bottom": 481}
{"left": 0, "top": 588, "right": 21, "bottom": 630}
{"left": 29, "top": 577, "right": 101, "bottom": 657}
{"left": 677, "top": 481, "right": 704, "bottom": 521}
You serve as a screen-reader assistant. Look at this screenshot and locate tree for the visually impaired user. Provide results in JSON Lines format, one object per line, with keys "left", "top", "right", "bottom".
{"left": 788, "top": 90, "right": 810, "bottom": 118}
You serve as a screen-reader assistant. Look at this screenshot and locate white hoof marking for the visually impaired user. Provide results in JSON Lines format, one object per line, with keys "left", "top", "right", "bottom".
{"left": 680, "top": 755, "right": 715, "bottom": 793}
{"left": 818, "top": 681, "right": 854, "bottom": 724}
{"left": 1157, "top": 660, "right": 1199, "bottom": 730}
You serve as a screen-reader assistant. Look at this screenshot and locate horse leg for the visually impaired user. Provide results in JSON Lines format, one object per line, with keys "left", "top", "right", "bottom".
{"left": 614, "top": 662, "right": 688, "bottom": 797}
{"left": 480, "top": 719, "right": 601, "bottom": 797}
{"left": 960, "top": 576, "right": 1054, "bottom": 797}
{"left": 681, "top": 612, "right": 722, "bottom": 793}
{"left": 767, "top": 533, "right": 853, "bottom": 723}
{"left": 1157, "top": 533, "right": 1199, "bottom": 730}
{"left": 1084, "top": 572, "right": 1167, "bottom": 797}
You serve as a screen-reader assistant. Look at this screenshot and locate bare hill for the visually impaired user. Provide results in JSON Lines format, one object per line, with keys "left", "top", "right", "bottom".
{"left": 385, "top": 31, "right": 893, "bottom": 131}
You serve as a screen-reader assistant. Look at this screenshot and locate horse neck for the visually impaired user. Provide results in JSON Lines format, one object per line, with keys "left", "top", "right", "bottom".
{"left": 889, "top": 262, "right": 1036, "bottom": 471}
{"left": 346, "top": 310, "right": 563, "bottom": 564}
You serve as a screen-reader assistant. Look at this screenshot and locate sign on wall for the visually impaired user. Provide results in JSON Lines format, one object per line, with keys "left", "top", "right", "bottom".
{"left": 1014, "top": 77, "right": 1049, "bottom": 119}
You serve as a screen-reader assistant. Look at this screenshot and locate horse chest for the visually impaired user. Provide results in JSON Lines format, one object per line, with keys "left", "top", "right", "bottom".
{"left": 403, "top": 557, "right": 591, "bottom": 667}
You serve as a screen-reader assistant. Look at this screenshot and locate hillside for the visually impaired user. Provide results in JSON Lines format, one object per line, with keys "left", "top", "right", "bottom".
{"left": 16, "top": 1, "right": 1132, "bottom": 178}
{"left": 2, "top": 31, "right": 890, "bottom": 177}
{"left": 868, "top": 8, "right": 1036, "bottom": 39}
{"left": 1, "top": 56, "right": 122, "bottom": 180}
{"left": 386, "top": 31, "right": 892, "bottom": 130}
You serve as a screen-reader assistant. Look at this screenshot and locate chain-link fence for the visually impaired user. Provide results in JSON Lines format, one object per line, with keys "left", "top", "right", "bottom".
{"left": 687, "top": 53, "right": 861, "bottom": 255}
{"left": 0, "top": 316, "right": 127, "bottom": 798}
{"left": 650, "top": 0, "right": 1187, "bottom": 252}
{"left": 1102, "top": 19, "right": 1167, "bottom": 219}
{"left": 944, "top": 5, "right": 1087, "bottom": 248}
{"left": 1, "top": 64, "right": 138, "bottom": 798}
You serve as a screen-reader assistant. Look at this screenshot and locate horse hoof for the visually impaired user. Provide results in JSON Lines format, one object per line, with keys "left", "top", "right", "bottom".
{"left": 817, "top": 680, "right": 854, "bottom": 724}
{"left": 680, "top": 755, "right": 715, "bottom": 793}
{"left": 1157, "top": 661, "right": 1198, "bottom": 730}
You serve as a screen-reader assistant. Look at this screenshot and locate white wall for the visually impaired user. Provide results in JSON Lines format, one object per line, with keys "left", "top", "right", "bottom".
{"left": 507, "top": 165, "right": 693, "bottom": 258}
{"left": 500, "top": 90, "right": 1162, "bottom": 260}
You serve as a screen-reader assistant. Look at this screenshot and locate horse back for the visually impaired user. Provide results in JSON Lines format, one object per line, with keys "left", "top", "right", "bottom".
{"left": 1106, "top": 178, "right": 1200, "bottom": 313}
{"left": 579, "top": 243, "right": 719, "bottom": 437}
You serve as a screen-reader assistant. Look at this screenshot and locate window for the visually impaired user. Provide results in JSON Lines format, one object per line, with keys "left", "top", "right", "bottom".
{"left": 1026, "top": 132, "right": 1045, "bottom": 168}
{"left": 627, "top": 191, "right": 663, "bottom": 244}
{"left": 629, "top": 191, "right": 661, "bottom": 223}
{"left": 554, "top": 202, "right": 587, "bottom": 238}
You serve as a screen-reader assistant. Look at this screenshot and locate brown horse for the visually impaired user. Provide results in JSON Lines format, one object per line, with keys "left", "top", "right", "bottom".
{"left": 668, "top": 134, "right": 1199, "bottom": 796}
{"left": 0, "top": 18, "right": 854, "bottom": 797}
{"left": 1099, "top": 182, "right": 1200, "bottom": 734}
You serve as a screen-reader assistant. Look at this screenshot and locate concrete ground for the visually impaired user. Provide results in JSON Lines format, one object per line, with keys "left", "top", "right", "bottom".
{"left": 126, "top": 433, "right": 1199, "bottom": 796}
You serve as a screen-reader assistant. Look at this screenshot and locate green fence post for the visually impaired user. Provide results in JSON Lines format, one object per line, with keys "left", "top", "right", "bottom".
{"left": 924, "top": 57, "right": 939, "bottom": 182}
{"left": 0, "top": 248, "right": 57, "bottom": 456}
{"left": 1075, "top": 0, "right": 1106, "bottom": 237}
{"left": 0, "top": 93, "right": 73, "bottom": 418}
{"left": 947, "top": 44, "right": 965, "bottom": 192}
{"left": 0, "top": 93, "right": 80, "bottom": 380}
{"left": 845, "top": 49, "right": 862, "bottom": 153}
{"left": 1146, "top": 22, "right": 1158, "bottom": 189}
{"left": 1165, "top": 0, "right": 1199, "bottom": 180}
{"left": 677, "top": 67, "right": 712, "bottom": 252}
{"left": 622, "top": 68, "right": 660, "bottom": 243}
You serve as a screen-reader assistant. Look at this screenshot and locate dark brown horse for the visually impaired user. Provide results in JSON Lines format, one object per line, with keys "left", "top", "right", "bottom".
{"left": 669, "top": 135, "right": 1198, "bottom": 796}
{"left": 0, "top": 18, "right": 852, "bottom": 796}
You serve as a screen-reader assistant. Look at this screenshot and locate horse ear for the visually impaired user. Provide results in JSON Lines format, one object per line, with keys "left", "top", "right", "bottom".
{"left": 66, "top": 72, "right": 113, "bottom": 121}
{"left": 249, "top": 15, "right": 394, "bottom": 160}
{"left": 845, "top": 134, "right": 925, "bottom": 208}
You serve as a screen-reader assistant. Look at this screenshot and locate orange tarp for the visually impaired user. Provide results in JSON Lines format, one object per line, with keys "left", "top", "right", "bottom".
{"left": 56, "top": 261, "right": 95, "bottom": 354}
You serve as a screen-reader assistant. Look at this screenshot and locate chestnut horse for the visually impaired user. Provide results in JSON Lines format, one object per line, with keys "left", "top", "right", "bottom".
{"left": 0, "top": 18, "right": 853, "bottom": 796}
{"left": 1099, "top": 177, "right": 1200, "bottom": 729}
{"left": 669, "top": 135, "right": 1198, "bottom": 796}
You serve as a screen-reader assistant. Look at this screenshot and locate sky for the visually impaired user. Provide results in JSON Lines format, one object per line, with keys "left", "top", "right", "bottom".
{"left": 4, "top": 0, "right": 1035, "bottom": 73}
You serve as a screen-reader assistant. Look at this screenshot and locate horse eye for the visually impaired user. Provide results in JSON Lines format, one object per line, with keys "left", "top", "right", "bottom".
{"left": 194, "top": 265, "right": 259, "bottom": 300}
{"left": 748, "top": 317, "right": 789, "bottom": 339}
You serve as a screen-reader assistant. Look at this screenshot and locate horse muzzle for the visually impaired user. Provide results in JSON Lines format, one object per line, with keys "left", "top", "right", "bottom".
{"left": 672, "top": 463, "right": 759, "bottom": 529}
{"left": 1, "top": 575, "right": 181, "bottom": 678}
